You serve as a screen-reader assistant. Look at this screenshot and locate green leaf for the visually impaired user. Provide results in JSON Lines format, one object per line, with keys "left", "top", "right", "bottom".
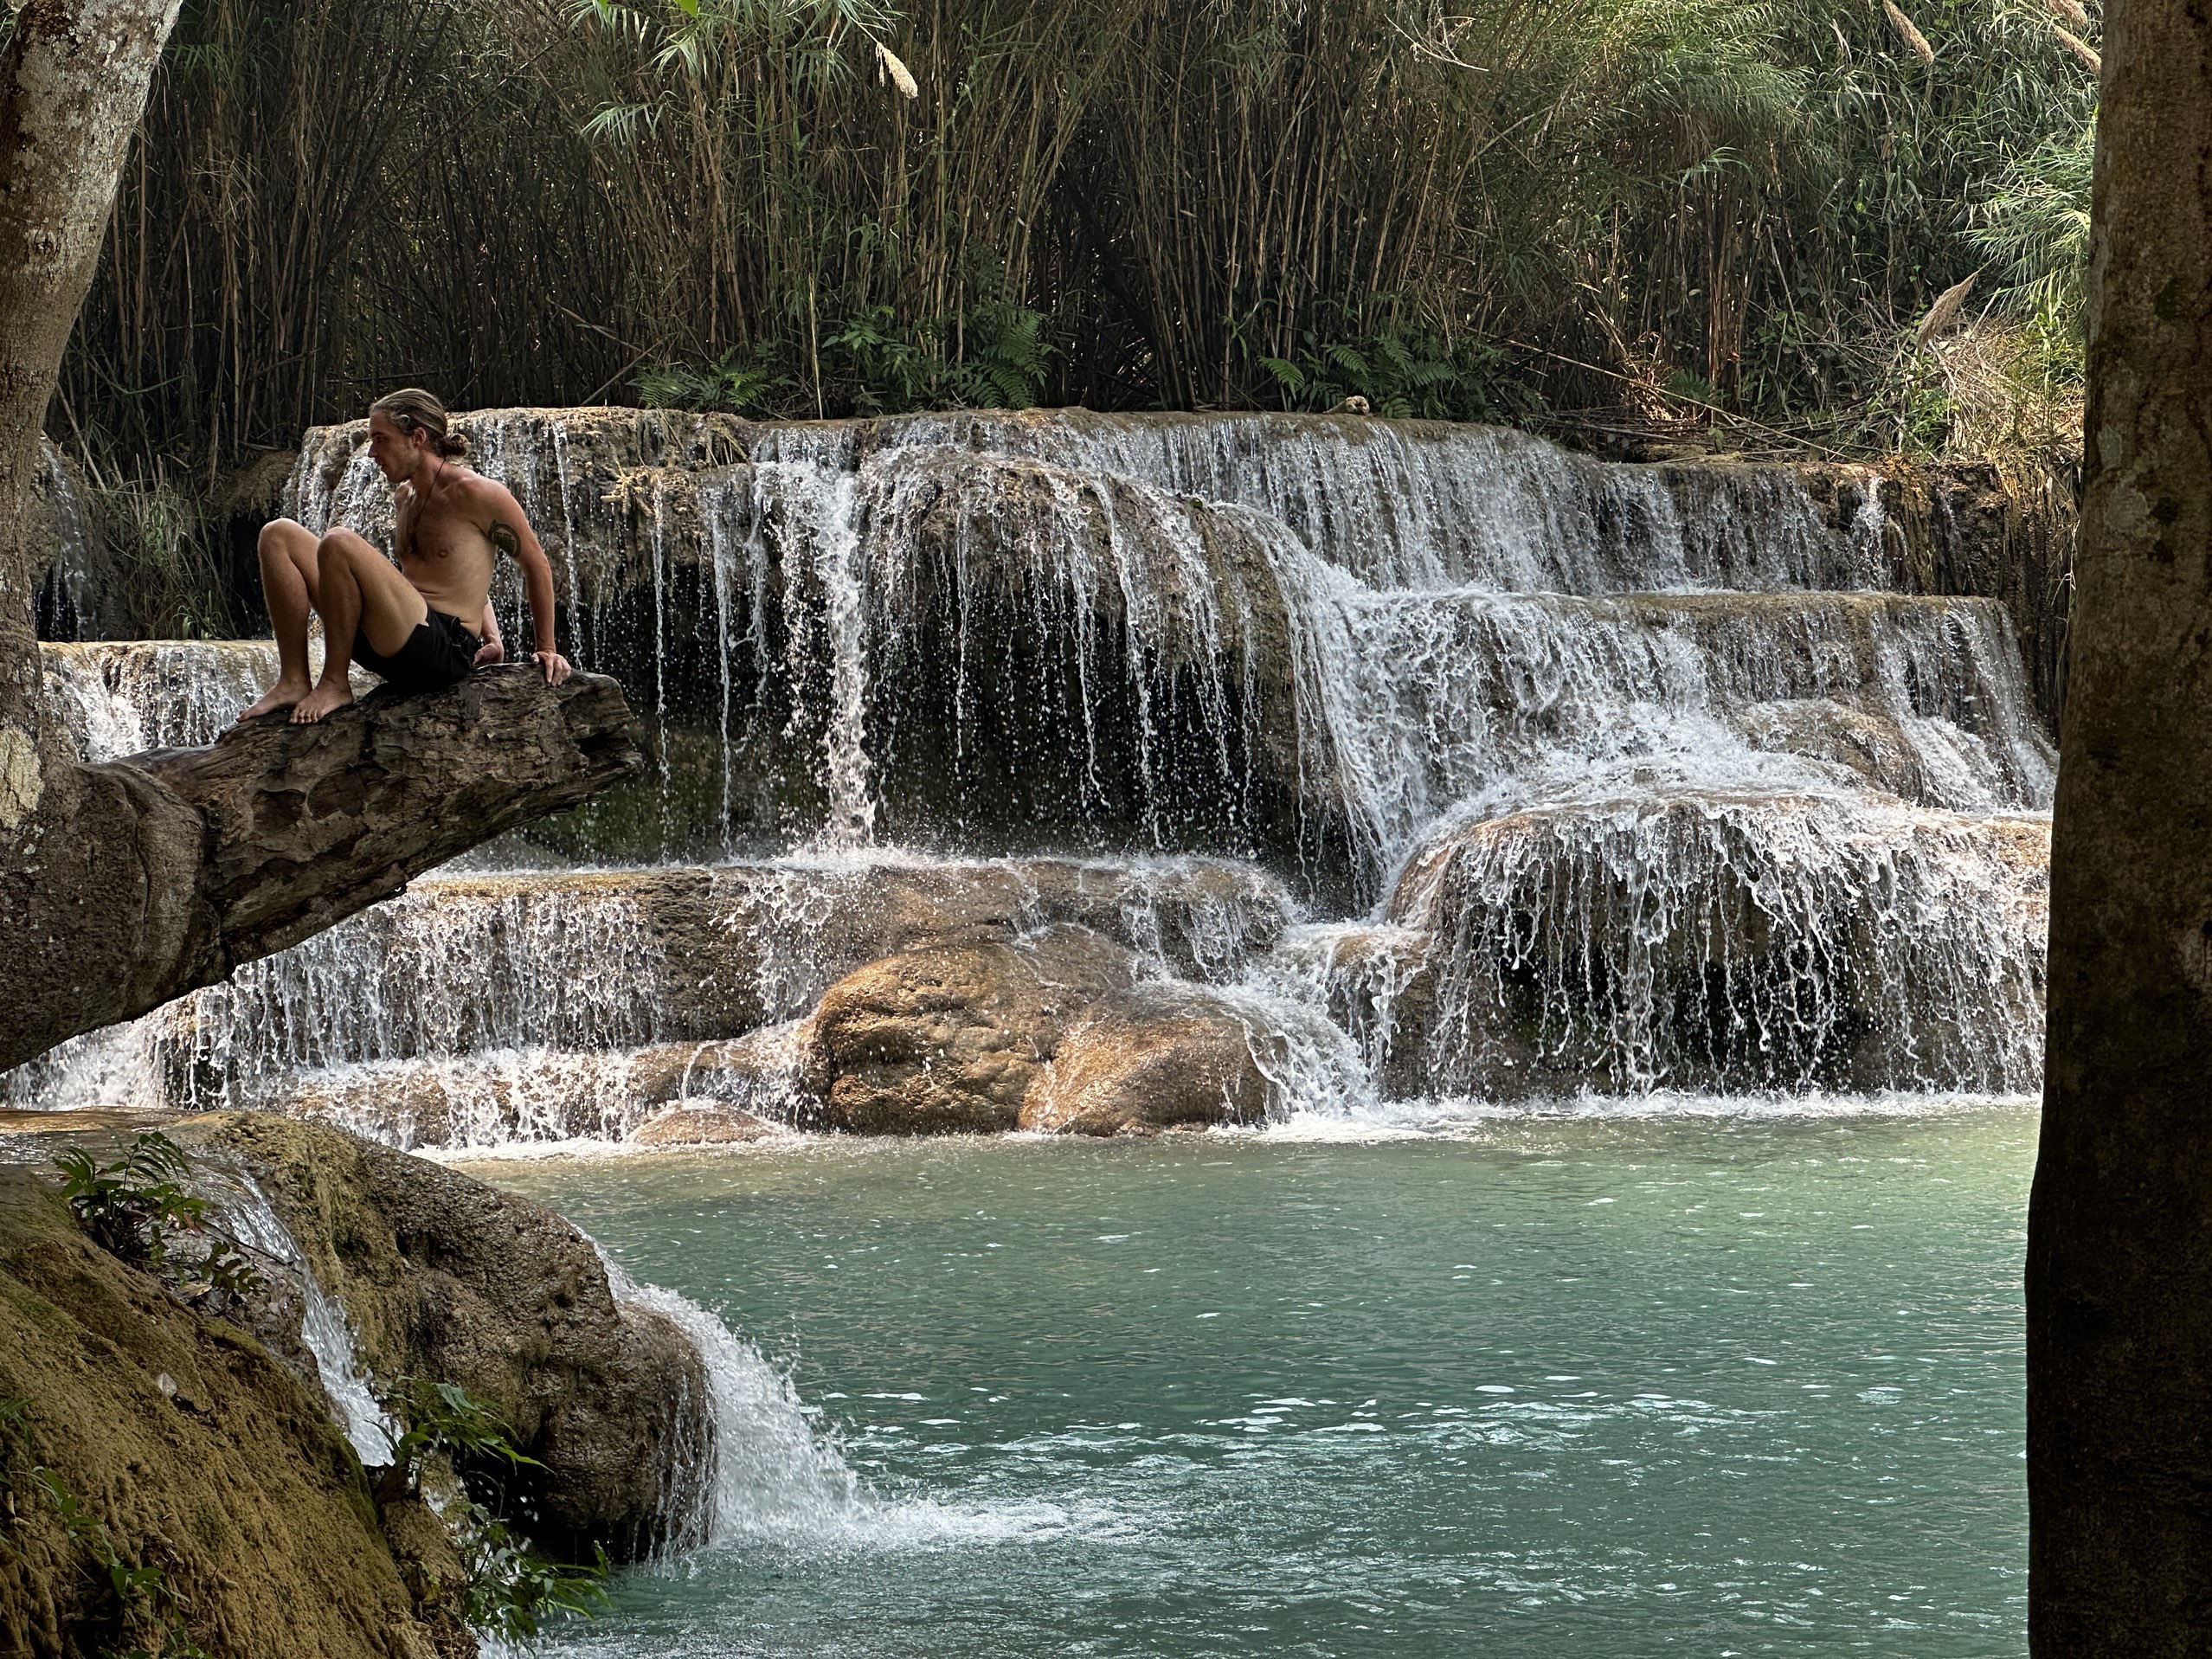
{"left": 1322, "top": 342, "right": 1371, "bottom": 378}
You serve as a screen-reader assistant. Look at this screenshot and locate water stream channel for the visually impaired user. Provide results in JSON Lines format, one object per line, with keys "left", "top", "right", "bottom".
{"left": 473, "top": 1109, "right": 2032, "bottom": 1658}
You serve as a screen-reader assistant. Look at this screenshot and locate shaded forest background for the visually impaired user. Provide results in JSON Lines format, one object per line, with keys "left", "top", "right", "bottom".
{"left": 49, "top": 0, "right": 2096, "bottom": 630}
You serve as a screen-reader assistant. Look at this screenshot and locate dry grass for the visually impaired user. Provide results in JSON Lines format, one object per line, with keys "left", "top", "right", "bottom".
{"left": 1884, "top": 0, "right": 1937, "bottom": 64}
{"left": 1919, "top": 318, "right": 2084, "bottom": 458}
{"left": 2050, "top": 25, "right": 2099, "bottom": 73}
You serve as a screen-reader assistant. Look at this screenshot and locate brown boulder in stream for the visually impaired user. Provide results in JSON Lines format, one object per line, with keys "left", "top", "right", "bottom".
{"left": 797, "top": 924, "right": 1135, "bottom": 1133}
{"left": 1023, "top": 985, "right": 1271, "bottom": 1135}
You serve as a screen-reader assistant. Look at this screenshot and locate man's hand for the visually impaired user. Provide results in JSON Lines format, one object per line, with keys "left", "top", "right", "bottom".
{"left": 534, "top": 650, "right": 573, "bottom": 685}
{"left": 476, "top": 601, "right": 503, "bottom": 667}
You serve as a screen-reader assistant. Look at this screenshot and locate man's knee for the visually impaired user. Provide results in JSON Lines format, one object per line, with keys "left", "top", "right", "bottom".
{"left": 316, "top": 530, "right": 368, "bottom": 573}
{"left": 257, "top": 518, "right": 309, "bottom": 561}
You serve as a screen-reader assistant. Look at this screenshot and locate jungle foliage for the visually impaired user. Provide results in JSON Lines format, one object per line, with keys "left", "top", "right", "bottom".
{"left": 64, "top": 0, "right": 2097, "bottom": 471}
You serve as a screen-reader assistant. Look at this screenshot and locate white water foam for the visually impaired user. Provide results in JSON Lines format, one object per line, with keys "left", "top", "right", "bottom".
{"left": 605, "top": 1269, "right": 1108, "bottom": 1558}
{"left": 38, "top": 640, "right": 370, "bottom": 762}
{"left": 1262, "top": 1088, "right": 2037, "bottom": 1141}
{"left": 4, "top": 876, "right": 671, "bottom": 1117}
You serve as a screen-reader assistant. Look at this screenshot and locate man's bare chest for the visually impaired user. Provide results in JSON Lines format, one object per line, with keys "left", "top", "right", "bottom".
{"left": 397, "top": 501, "right": 495, "bottom": 569}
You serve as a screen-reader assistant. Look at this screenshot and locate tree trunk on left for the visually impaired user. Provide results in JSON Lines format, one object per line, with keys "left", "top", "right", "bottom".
{"left": 0, "top": 0, "right": 201, "bottom": 1063}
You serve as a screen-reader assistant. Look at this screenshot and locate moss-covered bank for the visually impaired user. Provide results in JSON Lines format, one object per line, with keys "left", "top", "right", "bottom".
{"left": 0, "top": 1154, "right": 465, "bottom": 1657}
{"left": 0, "top": 1110, "right": 711, "bottom": 1657}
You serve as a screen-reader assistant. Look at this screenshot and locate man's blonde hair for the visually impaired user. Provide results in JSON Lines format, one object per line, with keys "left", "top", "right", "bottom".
{"left": 370, "top": 388, "right": 469, "bottom": 460}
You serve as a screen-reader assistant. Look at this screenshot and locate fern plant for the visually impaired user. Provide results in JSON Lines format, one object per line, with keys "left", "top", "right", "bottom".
{"left": 378, "top": 1379, "right": 613, "bottom": 1641}
{"left": 634, "top": 344, "right": 788, "bottom": 413}
{"left": 51, "top": 1134, "right": 260, "bottom": 1299}
{"left": 1255, "top": 316, "right": 1499, "bottom": 421}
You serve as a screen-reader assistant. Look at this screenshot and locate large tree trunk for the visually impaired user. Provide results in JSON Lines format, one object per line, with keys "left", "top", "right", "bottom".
{"left": 0, "top": 3, "right": 641, "bottom": 1075}
{"left": 2028, "top": 9, "right": 2212, "bottom": 1652}
{"left": 0, "top": 3, "right": 195, "bottom": 1071}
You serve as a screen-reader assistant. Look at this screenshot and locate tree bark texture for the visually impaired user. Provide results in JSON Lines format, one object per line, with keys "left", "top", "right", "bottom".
{"left": 0, "top": 671, "right": 642, "bottom": 1073}
{"left": 0, "top": 2, "right": 190, "bottom": 1075}
{"left": 0, "top": 0, "right": 181, "bottom": 741}
{"left": 2029, "top": 6, "right": 2212, "bottom": 1651}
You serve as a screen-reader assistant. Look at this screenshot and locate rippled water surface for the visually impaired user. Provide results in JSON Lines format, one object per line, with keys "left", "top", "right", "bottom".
{"left": 474, "top": 1106, "right": 2033, "bottom": 1659}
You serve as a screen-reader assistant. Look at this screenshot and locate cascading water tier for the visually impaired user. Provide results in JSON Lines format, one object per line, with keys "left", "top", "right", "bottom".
{"left": 21, "top": 408, "right": 2054, "bottom": 1135}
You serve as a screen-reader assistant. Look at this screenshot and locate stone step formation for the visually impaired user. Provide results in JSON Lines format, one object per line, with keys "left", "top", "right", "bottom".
{"left": 20, "top": 409, "right": 2054, "bottom": 1141}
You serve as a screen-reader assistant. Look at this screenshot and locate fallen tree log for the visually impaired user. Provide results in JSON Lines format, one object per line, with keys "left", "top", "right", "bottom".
{"left": 0, "top": 667, "right": 641, "bottom": 1072}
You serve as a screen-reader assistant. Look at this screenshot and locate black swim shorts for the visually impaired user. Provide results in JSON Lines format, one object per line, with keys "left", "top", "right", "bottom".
{"left": 354, "top": 607, "right": 480, "bottom": 693}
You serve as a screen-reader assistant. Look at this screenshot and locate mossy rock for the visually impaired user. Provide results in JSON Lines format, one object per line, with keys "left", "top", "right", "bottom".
{"left": 0, "top": 1161, "right": 459, "bottom": 1658}
{"left": 189, "top": 1113, "right": 709, "bottom": 1562}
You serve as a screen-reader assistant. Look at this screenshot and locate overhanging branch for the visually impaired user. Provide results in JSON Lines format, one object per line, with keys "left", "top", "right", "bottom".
{"left": 1, "top": 668, "right": 641, "bottom": 1072}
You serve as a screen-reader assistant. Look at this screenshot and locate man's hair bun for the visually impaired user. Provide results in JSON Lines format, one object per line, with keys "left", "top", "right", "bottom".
{"left": 370, "top": 387, "right": 467, "bottom": 460}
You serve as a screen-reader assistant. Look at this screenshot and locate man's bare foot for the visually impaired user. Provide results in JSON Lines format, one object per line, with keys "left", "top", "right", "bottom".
{"left": 238, "top": 678, "right": 311, "bottom": 722}
{"left": 290, "top": 681, "right": 355, "bottom": 724}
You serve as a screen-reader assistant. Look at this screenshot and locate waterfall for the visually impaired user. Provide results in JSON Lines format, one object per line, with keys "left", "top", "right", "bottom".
{"left": 605, "top": 1267, "right": 1081, "bottom": 1553}
{"left": 207, "top": 1180, "right": 756, "bottom": 1568}
{"left": 40, "top": 642, "right": 278, "bottom": 759}
{"left": 801, "top": 473, "right": 877, "bottom": 847}
{"left": 6, "top": 851, "right": 1298, "bottom": 1139}
{"left": 34, "top": 444, "right": 100, "bottom": 641}
{"left": 1382, "top": 792, "right": 2048, "bottom": 1097}
{"left": 597, "top": 1268, "right": 868, "bottom": 1546}
{"left": 10, "top": 408, "right": 2059, "bottom": 1129}
{"left": 37, "top": 640, "right": 370, "bottom": 762}
{"left": 211, "top": 1177, "right": 400, "bottom": 1466}
{"left": 280, "top": 414, "right": 1913, "bottom": 873}
{"left": 74, "top": 875, "right": 665, "bottom": 1116}
{"left": 739, "top": 411, "right": 1886, "bottom": 595}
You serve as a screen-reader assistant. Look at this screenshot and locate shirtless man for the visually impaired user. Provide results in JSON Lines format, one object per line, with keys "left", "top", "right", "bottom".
{"left": 240, "top": 387, "right": 572, "bottom": 723}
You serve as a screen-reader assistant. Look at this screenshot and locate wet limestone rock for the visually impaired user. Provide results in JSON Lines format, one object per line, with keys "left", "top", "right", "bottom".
{"left": 1022, "top": 985, "right": 1270, "bottom": 1135}
{"left": 653, "top": 854, "right": 1289, "bottom": 1041}
{"left": 1377, "top": 793, "right": 2050, "bottom": 1098}
{"left": 798, "top": 924, "right": 1135, "bottom": 1133}
{"left": 1730, "top": 698, "right": 1937, "bottom": 800}
{"left": 630, "top": 1102, "right": 779, "bottom": 1147}
{"left": 274, "top": 1028, "right": 801, "bottom": 1148}
{"left": 192, "top": 1114, "right": 708, "bottom": 1560}
{"left": 0, "top": 1160, "right": 463, "bottom": 1659}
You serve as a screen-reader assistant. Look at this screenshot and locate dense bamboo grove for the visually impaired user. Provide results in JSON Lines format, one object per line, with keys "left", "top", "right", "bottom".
{"left": 66, "top": 0, "right": 2095, "bottom": 479}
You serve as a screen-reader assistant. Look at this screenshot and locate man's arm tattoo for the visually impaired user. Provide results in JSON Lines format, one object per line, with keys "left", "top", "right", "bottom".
{"left": 487, "top": 518, "right": 522, "bottom": 561}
